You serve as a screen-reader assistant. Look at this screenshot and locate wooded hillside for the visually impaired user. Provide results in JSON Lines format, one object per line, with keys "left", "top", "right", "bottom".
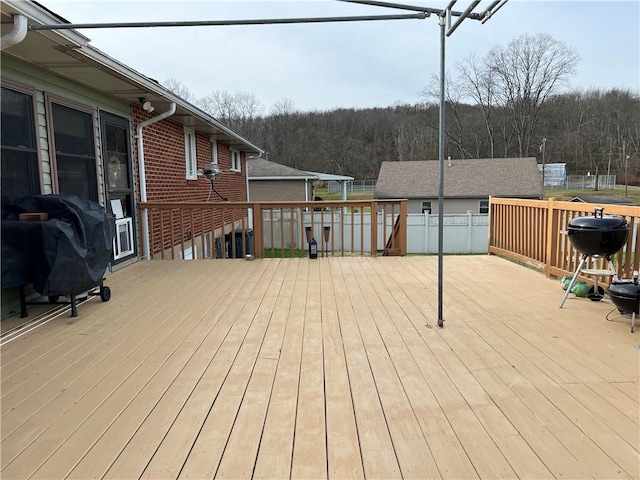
{"left": 165, "top": 33, "right": 640, "bottom": 183}
{"left": 239, "top": 89, "right": 640, "bottom": 183}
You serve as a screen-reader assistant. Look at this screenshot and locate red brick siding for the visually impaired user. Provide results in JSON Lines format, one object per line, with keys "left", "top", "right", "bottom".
{"left": 132, "top": 105, "right": 249, "bottom": 256}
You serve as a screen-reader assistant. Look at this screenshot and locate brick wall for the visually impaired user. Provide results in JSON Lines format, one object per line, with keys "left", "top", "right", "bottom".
{"left": 133, "top": 105, "right": 247, "bottom": 203}
{"left": 133, "top": 105, "right": 250, "bottom": 256}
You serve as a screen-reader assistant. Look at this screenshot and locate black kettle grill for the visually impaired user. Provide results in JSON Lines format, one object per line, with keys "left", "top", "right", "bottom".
{"left": 560, "top": 208, "right": 629, "bottom": 309}
{"left": 608, "top": 277, "right": 639, "bottom": 332}
{"left": 567, "top": 208, "right": 629, "bottom": 256}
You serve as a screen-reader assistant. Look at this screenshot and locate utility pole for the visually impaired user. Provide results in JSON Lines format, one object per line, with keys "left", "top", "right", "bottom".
{"left": 540, "top": 137, "right": 546, "bottom": 188}
{"left": 623, "top": 139, "right": 629, "bottom": 197}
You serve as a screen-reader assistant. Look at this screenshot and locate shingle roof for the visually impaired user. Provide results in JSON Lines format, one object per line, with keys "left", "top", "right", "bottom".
{"left": 247, "top": 158, "right": 318, "bottom": 180}
{"left": 375, "top": 157, "right": 543, "bottom": 199}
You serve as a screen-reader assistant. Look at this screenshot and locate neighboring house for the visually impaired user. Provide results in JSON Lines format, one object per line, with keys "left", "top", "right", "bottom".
{"left": 375, "top": 157, "right": 543, "bottom": 214}
{"left": 1, "top": 0, "right": 263, "bottom": 269}
{"left": 247, "top": 158, "right": 318, "bottom": 202}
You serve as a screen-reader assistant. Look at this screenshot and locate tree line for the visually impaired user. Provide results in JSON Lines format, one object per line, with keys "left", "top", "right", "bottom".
{"left": 165, "top": 33, "right": 640, "bottom": 183}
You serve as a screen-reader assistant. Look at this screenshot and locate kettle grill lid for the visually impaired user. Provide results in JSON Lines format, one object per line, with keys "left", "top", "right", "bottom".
{"left": 569, "top": 208, "right": 628, "bottom": 230}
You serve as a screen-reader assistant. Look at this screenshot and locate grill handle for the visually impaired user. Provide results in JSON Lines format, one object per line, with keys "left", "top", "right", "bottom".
{"left": 593, "top": 207, "right": 604, "bottom": 218}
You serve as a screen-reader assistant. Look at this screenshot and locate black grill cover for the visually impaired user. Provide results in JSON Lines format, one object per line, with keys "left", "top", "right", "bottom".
{"left": 1, "top": 195, "right": 115, "bottom": 296}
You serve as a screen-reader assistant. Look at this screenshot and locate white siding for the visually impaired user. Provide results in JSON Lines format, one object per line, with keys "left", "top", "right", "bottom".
{"left": 2, "top": 55, "right": 131, "bottom": 204}
{"left": 407, "top": 197, "right": 488, "bottom": 214}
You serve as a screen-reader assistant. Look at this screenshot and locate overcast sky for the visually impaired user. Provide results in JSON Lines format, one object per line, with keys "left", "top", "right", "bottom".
{"left": 43, "top": 0, "right": 640, "bottom": 112}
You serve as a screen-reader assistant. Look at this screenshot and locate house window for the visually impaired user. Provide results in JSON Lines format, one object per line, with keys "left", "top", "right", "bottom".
{"left": 210, "top": 138, "right": 218, "bottom": 166}
{"left": 422, "top": 201, "right": 432, "bottom": 214}
{"left": 50, "top": 101, "right": 98, "bottom": 201}
{"left": 230, "top": 149, "right": 241, "bottom": 172}
{"left": 1, "top": 86, "right": 40, "bottom": 206}
{"left": 184, "top": 127, "right": 197, "bottom": 179}
{"left": 479, "top": 200, "right": 489, "bottom": 214}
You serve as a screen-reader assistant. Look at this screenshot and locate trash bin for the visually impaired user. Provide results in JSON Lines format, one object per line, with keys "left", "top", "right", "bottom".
{"left": 225, "top": 229, "right": 253, "bottom": 258}
{"left": 214, "top": 237, "right": 223, "bottom": 259}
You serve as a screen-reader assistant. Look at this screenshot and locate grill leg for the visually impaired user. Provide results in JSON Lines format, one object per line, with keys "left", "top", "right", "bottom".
{"left": 70, "top": 293, "right": 78, "bottom": 317}
{"left": 19, "top": 285, "right": 28, "bottom": 318}
{"left": 606, "top": 256, "right": 618, "bottom": 282}
{"left": 560, "top": 254, "right": 588, "bottom": 308}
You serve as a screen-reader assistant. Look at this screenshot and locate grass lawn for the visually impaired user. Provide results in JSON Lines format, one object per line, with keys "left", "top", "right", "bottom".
{"left": 314, "top": 187, "right": 373, "bottom": 201}
{"left": 316, "top": 185, "right": 640, "bottom": 204}
{"left": 545, "top": 185, "right": 640, "bottom": 205}
{"left": 262, "top": 248, "right": 308, "bottom": 258}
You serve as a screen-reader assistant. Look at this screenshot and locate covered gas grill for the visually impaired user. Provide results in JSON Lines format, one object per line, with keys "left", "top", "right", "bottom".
{"left": 559, "top": 208, "right": 629, "bottom": 308}
{"left": 1, "top": 195, "right": 115, "bottom": 317}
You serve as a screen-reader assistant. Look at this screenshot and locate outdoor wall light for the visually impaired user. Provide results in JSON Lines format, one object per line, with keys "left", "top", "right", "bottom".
{"left": 138, "top": 97, "right": 154, "bottom": 113}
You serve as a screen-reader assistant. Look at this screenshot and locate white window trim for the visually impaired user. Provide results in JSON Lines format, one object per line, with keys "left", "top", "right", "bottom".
{"left": 184, "top": 127, "right": 197, "bottom": 179}
{"left": 230, "top": 148, "right": 241, "bottom": 172}
{"left": 210, "top": 137, "right": 219, "bottom": 166}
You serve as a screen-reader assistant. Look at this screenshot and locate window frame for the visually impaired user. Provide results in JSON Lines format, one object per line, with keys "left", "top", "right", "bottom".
{"left": 45, "top": 93, "right": 99, "bottom": 202}
{"left": 421, "top": 200, "right": 432, "bottom": 214}
{"left": 479, "top": 199, "right": 490, "bottom": 214}
{"left": 184, "top": 127, "right": 197, "bottom": 180}
{"left": 1, "top": 81, "right": 43, "bottom": 205}
{"left": 210, "top": 137, "right": 219, "bottom": 166}
{"left": 230, "top": 148, "right": 241, "bottom": 172}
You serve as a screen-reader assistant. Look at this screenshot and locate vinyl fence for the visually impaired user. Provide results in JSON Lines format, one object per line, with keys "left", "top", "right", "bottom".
{"left": 261, "top": 210, "right": 489, "bottom": 255}
{"left": 407, "top": 212, "right": 489, "bottom": 254}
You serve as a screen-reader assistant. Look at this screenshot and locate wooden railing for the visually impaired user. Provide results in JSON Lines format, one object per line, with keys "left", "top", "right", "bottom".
{"left": 489, "top": 197, "right": 640, "bottom": 279}
{"left": 138, "top": 199, "right": 407, "bottom": 260}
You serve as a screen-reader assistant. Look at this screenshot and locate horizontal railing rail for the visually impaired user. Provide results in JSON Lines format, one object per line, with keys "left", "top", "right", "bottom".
{"left": 489, "top": 197, "right": 640, "bottom": 281}
{"left": 138, "top": 200, "right": 407, "bottom": 260}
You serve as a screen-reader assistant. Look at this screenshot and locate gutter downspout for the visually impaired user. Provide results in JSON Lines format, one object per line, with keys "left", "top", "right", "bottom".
{"left": 0, "top": 15, "right": 28, "bottom": 50}
{"left": 136, "top": 102, "right": 176, "bottom": 260}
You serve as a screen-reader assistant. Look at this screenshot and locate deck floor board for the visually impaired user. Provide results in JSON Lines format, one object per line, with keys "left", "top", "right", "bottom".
{"left": 1, "top": 256, "right": 638, "bottom": 479}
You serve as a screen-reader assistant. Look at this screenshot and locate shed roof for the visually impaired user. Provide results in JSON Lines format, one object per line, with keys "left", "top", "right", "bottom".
{"left": 305, "top": 171, "right": 354, "bottom": 182}
{"left": 247, "top": 158, "right": 318, "bottom": 180}
{"left": 375, "top": 157, "right": 543, "bottom": 199}
{"left": 569, "top": 195, "right": 634, "bottom": 205}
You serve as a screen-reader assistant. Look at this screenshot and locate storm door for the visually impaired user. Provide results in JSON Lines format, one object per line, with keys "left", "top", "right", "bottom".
{"left": 100, "top": 112, "right": 136, "bottom": 262}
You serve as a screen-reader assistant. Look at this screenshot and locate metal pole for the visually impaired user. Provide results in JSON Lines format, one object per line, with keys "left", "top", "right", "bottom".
{"left": 447, "top": 0, "right": 480, "bottom": 36}
{"left": 28, "top": 13, "right": 427, "bottom": 31}
{"left": 437, "top": 13, "right": 446, "bottom": 328}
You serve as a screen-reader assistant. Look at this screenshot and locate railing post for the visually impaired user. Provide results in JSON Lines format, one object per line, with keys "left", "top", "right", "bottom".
{"left": 399, "top": 200, "right": 407, "bottom": 255}
{"left": 252, "top": 203, "right": 263, "bottom": 258}
{"left": 488, "top": 195, "right": 494, "bottom": 253}
{"left": 544, "top": 197, "right": 557, "bottom": 276}
{"left": 370, "top": 200, "right": 378, "bottom": 256}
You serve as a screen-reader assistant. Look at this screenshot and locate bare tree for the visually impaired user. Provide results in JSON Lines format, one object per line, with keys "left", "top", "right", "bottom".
{"left": 421, "top": 74, "right": 473, "bottom": 158}
{"left": 457, "top": 53, "right": 497, "bottom": 158}
{"left": 162, "top": 78, "right": 198, "bottom": 104}
{"left": 269, "top": 99, "right": 297, "bottom": 166}
{"left": 199, "top": 90, "right": 263, "bottom": 137}
{"left": 489, "top": 33, "right": 580, "bottom": 157}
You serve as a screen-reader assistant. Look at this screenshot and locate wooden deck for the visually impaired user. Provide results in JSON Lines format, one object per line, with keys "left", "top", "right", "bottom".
{"left": 1, "top": 255, "right": 638, "bottom": 479}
